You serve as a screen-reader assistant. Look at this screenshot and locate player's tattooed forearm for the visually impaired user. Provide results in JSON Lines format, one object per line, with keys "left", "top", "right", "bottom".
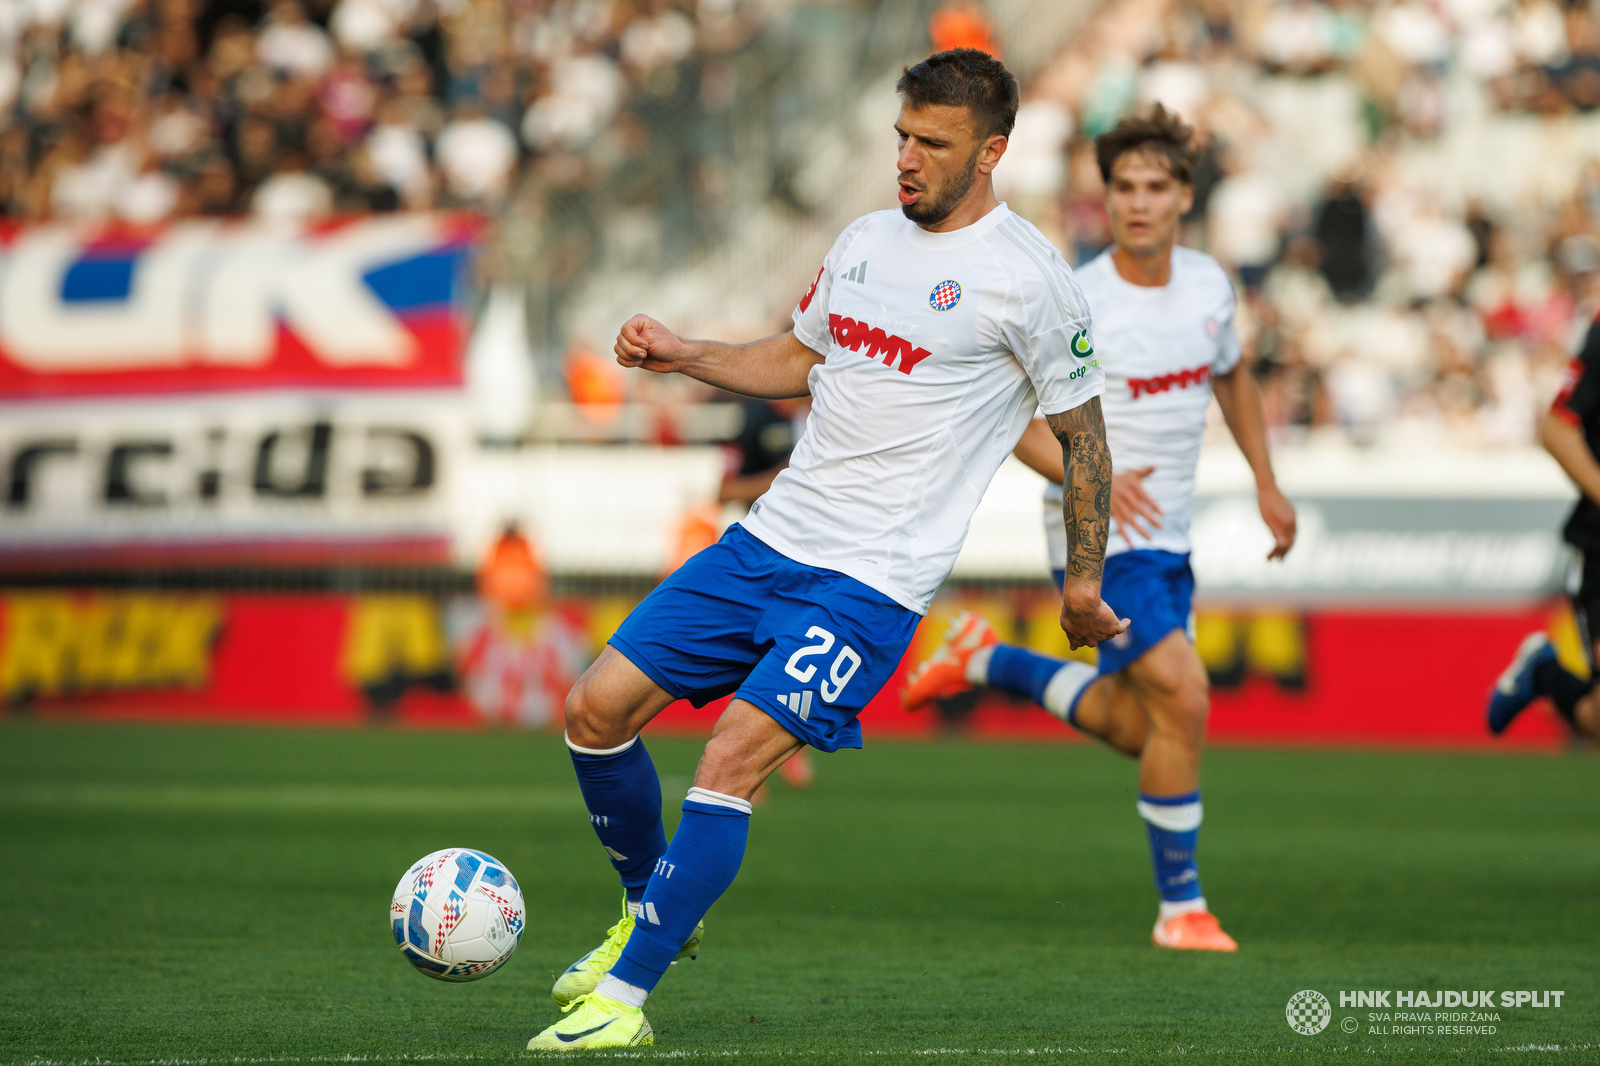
{"left": 1047, "top": 399, "right": 1112, "bottom": 583}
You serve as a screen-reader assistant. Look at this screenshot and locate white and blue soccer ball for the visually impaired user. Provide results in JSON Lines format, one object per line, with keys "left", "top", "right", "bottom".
{"left": 390, "top": 848, "right": 525, "bottom": 981}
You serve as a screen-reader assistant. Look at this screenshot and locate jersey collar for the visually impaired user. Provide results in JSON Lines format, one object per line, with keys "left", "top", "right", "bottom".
{"left": 902, "top": 202, "right": 1013, "bottom": 250}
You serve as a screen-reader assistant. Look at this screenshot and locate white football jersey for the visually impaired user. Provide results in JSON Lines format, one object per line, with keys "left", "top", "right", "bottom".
{"left": 740, "top": 204, "right": 1102, "bottom": 613}
{"left": 1044, "top": 246, "right": 1239, "bottom": 568}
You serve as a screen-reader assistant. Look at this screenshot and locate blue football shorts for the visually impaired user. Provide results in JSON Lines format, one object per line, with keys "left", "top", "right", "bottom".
{"left": 609, "top": 524, "right": 921, "bottom": 752}
{"left": 1052, "top": 549, "right": 1195, "bottom": 676}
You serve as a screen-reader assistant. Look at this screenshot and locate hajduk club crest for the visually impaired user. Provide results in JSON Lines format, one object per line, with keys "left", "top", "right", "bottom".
{"left": 929, "top": 279, "right": 962, "bottom": 311}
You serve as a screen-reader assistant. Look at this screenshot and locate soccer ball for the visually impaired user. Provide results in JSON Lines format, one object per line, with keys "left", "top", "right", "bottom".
{"left": 390, "top": 848, "right": 525, "bottom": 981}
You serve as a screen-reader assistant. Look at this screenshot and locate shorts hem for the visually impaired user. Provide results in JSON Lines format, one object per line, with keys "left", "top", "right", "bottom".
{"left": 1097, "top": 622, "right": 1185, "bottom": 677}
{"left": 606, "top": 636, "right": 691, "bottom": 705}
{"left": 735, "top": 688, "right": 861, "bottom": 754}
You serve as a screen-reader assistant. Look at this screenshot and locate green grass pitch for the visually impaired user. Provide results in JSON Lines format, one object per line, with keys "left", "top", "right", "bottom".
{"left": 2, "top": 721, "right": 1597, "bottom": 1065}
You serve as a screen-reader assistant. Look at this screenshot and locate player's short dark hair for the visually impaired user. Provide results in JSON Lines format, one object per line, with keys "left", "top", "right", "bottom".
{"left": 1095, "top": 104, "right": 1195, "bottom": 185}
{"left": 896, "top": 48, "right": 1019, "bottom": 141}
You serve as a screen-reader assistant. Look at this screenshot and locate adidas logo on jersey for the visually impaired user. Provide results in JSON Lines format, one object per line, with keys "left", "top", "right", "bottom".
{"left": 843, "top": 260, "right": 868, "bottom": 283}
{"left": 1128, "top": 364, "right": 1211, "bottom": 399}
{"left": 827, "top": 314, "right": 933, "bottom": 376}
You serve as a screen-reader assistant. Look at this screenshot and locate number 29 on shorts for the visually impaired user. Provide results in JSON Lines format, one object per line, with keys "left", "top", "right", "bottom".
{"left": 783, "top": 625, "right": 862, "bottom": 703}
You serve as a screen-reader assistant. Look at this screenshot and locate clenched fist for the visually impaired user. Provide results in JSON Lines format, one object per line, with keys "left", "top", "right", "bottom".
{"left": 614, "top": 315, "right": 696, "bottom": 375}
{"left": 1060, "top": 585, "right": 1130, "bottom": 651}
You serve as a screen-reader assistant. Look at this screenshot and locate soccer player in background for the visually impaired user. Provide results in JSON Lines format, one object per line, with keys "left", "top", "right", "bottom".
{"left": 902, "top": 106, "right": 1296, "bottom": 952}
{"left": 1484, "top": 316, "right": 1600, "bottom": 741}
{"left": 527, "top": 49, "right": 1127, "bottom": 1050}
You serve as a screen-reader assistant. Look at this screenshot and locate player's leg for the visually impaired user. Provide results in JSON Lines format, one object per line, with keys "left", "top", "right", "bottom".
{"left": 531, "top": 701, "right": 801, "bottom": 1050}
{"left": 600, "top": 701, "right": 800, "bottom": 995}
{"left": 533, "top": 542, "right": 918, "bottom": 1048}
{"left": 547, "top": 531, "right": 778, "bottom": 1014}
{"left": 551, "top": 648, "right": 700, "bottom": 1008}
{"left": 1121, "top": 629, "right": 1234, "bottom": 950}
{"left": 564, "top": 646, "right": 678, "bottom": 900}
{"left": 1063, "top": 670, "right": 1147, "bottom": 756}
{"left": 1488, "top": 556, "right": 1598, "bottom": 737}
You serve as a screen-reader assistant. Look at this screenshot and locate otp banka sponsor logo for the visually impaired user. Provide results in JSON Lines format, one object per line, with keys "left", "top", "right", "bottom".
{"left": 827, "top": 315, "right": 933, "bottom": 376}
{"left": 1069, "top": 359, "right": 1099, "bottom": 381}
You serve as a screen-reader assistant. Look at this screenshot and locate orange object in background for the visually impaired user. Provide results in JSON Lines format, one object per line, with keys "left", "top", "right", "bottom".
{"left": 479, "top": 522, "right": 548, "bottom": 610}
{"left": 565, "top": 346, "right": 626, "bottom": 411}
{"left": 929, "top": 1, "right": 998, "bottom": 57}
{"left": 461, "top": 523, "right": 586, "bottom": 727}
{"left": 662, "top": 501, "right": 723, "bottom": 579}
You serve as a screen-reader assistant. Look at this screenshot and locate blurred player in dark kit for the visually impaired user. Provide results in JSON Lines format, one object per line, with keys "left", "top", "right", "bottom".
{"left": 1486, "top": 313, "right": 1600, "bottom": 742}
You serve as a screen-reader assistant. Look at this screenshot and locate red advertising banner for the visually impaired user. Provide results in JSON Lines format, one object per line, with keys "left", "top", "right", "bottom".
{"left": 0, "top": 589, "right": 1573, "bottom": 750}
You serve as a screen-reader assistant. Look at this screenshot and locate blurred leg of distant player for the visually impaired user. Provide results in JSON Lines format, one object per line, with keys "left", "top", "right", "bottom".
{"left": 1486, "top": 556, "right": 1600, "bottom": 740}
{"left": 909, "top": 562, "right": 1234, "bottom": 951}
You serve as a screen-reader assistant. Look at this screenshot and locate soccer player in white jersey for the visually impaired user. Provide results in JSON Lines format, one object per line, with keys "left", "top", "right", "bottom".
{"left": 527, "top": 49, "right": 1127, "bottom": 1051}
{"left": 903, "top": 106, "right": 1297, "bottom": 953}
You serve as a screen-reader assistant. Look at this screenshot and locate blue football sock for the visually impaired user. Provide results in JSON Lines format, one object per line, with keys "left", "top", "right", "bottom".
{"left": 567, "top": 733, "right": 668, "bottom": 902}
{"left": 983, "top": 643, "right": 1098, "bottom": 725}
{"left": 1138, "top": 791, "right": 1204, "bottom": 907}
{"left": 608, "top": 787, "right": 750, "bottom": 993}
{"left": 986, "top": 643, "right": 1066, "bottom": 704}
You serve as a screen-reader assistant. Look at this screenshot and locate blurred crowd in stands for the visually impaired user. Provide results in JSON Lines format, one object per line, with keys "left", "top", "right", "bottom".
{"left": 8, "top": 0, "right": 1600, "bottom": 452}
{"left": 1020, "top": 0, "right": 1600, "bottom": 450}
{"left": 0, "top": 0, "right": 771, "bottom": 224}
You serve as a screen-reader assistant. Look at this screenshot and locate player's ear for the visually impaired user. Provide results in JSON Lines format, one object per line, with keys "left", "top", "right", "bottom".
{"left": 1179, "top": 183, "right": 1194, "bottom": 216}
{"left": 978, "top": 134, "right": 1007, "bottom": 174}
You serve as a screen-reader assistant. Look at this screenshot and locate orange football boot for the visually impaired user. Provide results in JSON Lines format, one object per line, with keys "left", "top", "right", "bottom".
{"left": 900, "top": 611, "right": 998, "bottom": 712}
{"left": 1151, "top": 910, "right": 1238, "bottom": 952}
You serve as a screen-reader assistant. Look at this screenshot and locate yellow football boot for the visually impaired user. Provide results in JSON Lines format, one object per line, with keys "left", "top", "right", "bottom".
{"left": 527, "top": 991, "right": 652, "bottom": 1050}
{"left": 551, "top": 894, "right": 703, "bottom": 1006}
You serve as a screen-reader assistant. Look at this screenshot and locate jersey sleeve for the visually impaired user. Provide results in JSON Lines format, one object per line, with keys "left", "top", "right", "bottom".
{"left": 1553, "top": 316, "right": 1600, "bottom": 425}
{"left": 1003, "top": 258, "right": 1102, "bottom": 416}
{"left": 1212, "top": 280, "right": 1242, "bottom": 375}
{"left": 791, "top": 216, "right": 871, "bottom": 356}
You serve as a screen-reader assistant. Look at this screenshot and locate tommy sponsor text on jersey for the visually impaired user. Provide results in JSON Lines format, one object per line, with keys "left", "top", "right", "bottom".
{"left": 739, "top": 204, "right": 1103, "bottom": 613}
{"left": 1045, "top": 246, "right": 1239, "bottom": 562}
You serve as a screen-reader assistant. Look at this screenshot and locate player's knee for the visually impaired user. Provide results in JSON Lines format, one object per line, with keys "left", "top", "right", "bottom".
{"left": 563, "top": 679, "right": 629, "bottom": 749}
{"left": 693, "top": 732, "right": 763, "bottom": 799}
{"left": 1147, "top": 676, "right": 1208, "bottom": 748}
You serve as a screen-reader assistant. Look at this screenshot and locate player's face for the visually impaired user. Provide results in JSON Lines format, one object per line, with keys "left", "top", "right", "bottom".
{"left": 894, "top": 104, "right": 990, "bottom": 227}
{"left": 1105, "top": 150, "right": 1193, "bottom": 257}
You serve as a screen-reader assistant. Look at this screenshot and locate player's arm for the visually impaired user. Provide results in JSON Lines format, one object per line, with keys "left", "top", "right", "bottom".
{"left": 1014, "top": 417, "right": 1163, "bottom": 541}
{"left": 719, "top": 465, "right": 786, "bottom": 504}
{"left": 1045, "top": 398, "right": 1130, "bottom": 650}
{"left": 1542, "top": 324, "right": 1600, "bottom": 503}
{"left": 1539, "top": 413, "right": 1600, "bottom": 503}
{"left": 1012, "top": 417, "right": 1063, "bottom": 482}
{"left": 1211, "top": 365, "right": 1295, "bottom": 560}
{"left": 614, "top": 315, "right": 823, "bottom": 399}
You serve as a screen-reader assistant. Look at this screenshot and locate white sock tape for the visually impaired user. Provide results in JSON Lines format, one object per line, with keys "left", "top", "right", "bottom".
{"left": 1137, "top": 798, "right": 1202, "bottom": 832}
{"left": 565, "top": 732, "right": 639, "bottom": 756}
{"left": 686, "top": 786, "right": 753, "bottom": 814}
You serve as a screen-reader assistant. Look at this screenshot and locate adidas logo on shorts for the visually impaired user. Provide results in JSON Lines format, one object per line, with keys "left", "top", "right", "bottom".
{"left": 776, "top": 691, "right": 813, "bottom": 720}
